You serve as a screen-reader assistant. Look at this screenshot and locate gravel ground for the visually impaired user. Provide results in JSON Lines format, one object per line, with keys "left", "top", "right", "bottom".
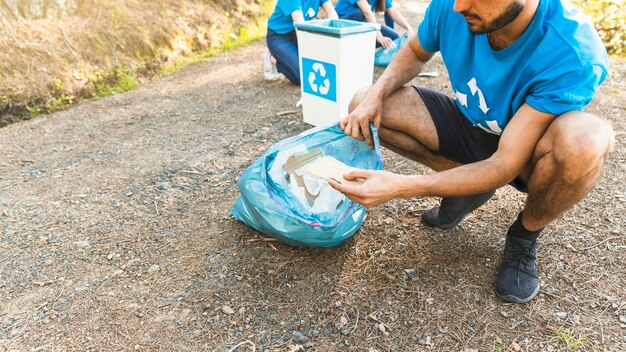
{"left": 1, "top": 1, "right": 625, "bottom": 351}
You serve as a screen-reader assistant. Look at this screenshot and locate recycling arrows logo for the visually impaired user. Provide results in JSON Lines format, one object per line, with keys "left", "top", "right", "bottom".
{"left": 308, "top": 63, "right": 331, "bottom": 95}
{"left": 302, "top": 58, "right": 336, "bottom": 102}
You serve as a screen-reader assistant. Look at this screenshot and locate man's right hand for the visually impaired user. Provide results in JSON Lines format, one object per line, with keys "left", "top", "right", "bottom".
{"left": 377, "top": 34, "right": 394, "bottom": 49}
{"left": 339, "top": 87, "right": 384, "bottom": 148}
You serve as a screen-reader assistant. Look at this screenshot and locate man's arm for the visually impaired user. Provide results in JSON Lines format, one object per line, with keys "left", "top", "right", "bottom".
{"left": 385, "top": 7, "right": 414, "bottom": 37}
{"left": 341, "top": 34, "right": 434, "bottom": 147}
{"left": 291, "top": 10, "right": 305, "bottom": 23}
{"left": 321, "top": 1, "right": 338, "bottom": 19}
{"left": 331, "top": 104, "right": 556, "bottom": 207}
{"left": 355, "top": 0, "right": 392, "bottom": 48}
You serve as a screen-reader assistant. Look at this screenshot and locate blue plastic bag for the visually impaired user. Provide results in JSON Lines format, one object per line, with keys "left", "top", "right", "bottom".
{"left": 231, "top": 123, "right": 384, "bottom": 247}
{"left": 374, "top": 33, "right": 409, "bottom": 67}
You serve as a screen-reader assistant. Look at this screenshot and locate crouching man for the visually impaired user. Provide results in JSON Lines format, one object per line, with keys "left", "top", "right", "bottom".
{"left": 330, "top": 0, "right": 614, "bottom": 303}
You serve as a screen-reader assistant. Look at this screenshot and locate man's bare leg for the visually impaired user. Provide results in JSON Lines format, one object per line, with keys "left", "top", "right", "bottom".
{"left": 349, "top": 86, "right": 461, "bottom": 172}
{"left": 496, "top": 111, "right": 614, "bottom": 303}
{"left": 519, "top": 111, "right": 615, "bottom": 230}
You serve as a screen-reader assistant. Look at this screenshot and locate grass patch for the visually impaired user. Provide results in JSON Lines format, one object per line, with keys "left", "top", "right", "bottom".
{"left": 491, "top": 337, "right": 505, "bottom": 352}
{"left": 90, "top": 68, "right": 139, "bottom": 98}
{"left": 555, "top": 327, "right": 586, "bottom": 350}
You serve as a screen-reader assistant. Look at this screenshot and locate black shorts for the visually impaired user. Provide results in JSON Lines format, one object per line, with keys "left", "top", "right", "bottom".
{"left": 412, "top": 86, "right": 527, "bottom": 192}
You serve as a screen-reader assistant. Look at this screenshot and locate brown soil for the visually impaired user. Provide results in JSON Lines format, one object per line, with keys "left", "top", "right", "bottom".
{"left": 1, "top": 1, "right": 625, "bottom": 351}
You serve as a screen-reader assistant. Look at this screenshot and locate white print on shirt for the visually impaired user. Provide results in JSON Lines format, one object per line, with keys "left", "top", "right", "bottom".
{"left": 307, "top": 7, "right": 316, "bottom": 18}
{"left": 455, "top": 77, "right": 502, "bottom": 135}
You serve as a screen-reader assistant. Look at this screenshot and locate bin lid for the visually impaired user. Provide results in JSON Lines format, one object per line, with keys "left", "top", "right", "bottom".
{"left": 294, "top": 19, "right": 380, "bottom": 37}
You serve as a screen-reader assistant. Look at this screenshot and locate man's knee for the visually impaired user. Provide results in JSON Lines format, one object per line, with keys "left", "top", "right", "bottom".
{"left": 545, "top": 111, "right": 614, "bottom": 182}
{"left": 348, "top": 87, "right": 370, "bottom": 113}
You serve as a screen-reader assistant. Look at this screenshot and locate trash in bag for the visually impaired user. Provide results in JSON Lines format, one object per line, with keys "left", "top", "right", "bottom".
{"left": 374, "top": 33, "right": 409, "bottom": 67}
{"left": 231, "top": 123, "right": 384, "bottom": 247}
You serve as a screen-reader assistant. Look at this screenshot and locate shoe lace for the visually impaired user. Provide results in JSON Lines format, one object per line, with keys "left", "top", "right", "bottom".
{"left": 506, "top": 239, "right": 538, "bottom": 284}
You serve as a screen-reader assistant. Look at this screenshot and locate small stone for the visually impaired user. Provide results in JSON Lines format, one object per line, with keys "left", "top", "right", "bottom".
{"left": 467, "top": 319, "right": 476, "bottom": 327}
{"left": 619, "top": 316, "right": 626, "bottom": 324}
{"left": 500, "top": 311, "right": 509, "bottom": 318}
{"left": 147, "top": 264, "right": 160, "bottom": 273}
{"left": 439, "top": 326, "right": 448, "bottom": 334}
{"left": 107, "top": 253, "right": 114, "bottom": 260}
{"left": 322, "top": 327, "right": 332, "bottom": 337}
{"left": 404, "top": 269, "right": 418, "bottom": 280}
{"left": 221, "top": 306, "right": 234, "bottom": 315}
{"left": 292, "top": 331, "right": 309, "bottom": 344}
{"left": 341, "top": 327, "right": 351, "bottom": 335}
{"left": 555, "top": 312, "right": 567, "bottom": 319}
{"left": 510, "top": 341, "right": 521, "bottom": 351}
{"left": 590, "top": 302, "right": 598, "bottom": 308}
{"left": 417, "top": 338, "right": 426, "bottom": 346}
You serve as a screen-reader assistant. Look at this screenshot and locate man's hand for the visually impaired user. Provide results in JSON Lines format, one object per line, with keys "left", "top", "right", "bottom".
{"left": 339, "top": 87, "right": 383, "bottom": 148}
{"left": 377, "top": 33, "right": 394, "bottom": 49}
{"left": 328, "top": 169, "right": 404, "bottom": 208}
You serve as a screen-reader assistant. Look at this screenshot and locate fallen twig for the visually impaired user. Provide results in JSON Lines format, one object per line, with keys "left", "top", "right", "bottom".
{"left": 227, "top": 340, "right": 256, "bottom": 352}
{"left": 276, "top": 110, "right": 298, "bottom": 116}
{"left": 579, "top": 236, "right": 624, "bottom": 251}
{"left": 246, "top": 237, "right": 278, "bottom": 242}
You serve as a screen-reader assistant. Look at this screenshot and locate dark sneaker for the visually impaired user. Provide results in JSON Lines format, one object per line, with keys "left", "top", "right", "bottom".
{"left": 421, "top": 191, "right": 495, "bottom": 229}
{"left": 495, "top": 234, "right": 540, "bottom": 303}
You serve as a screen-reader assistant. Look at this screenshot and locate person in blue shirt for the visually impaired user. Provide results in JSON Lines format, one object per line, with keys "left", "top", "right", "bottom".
{"left": 335, "top": 0, "right": 414, "bottom": 48}
{"left": 330, "top": 0, "right": 614, "bottom": 304}
{"left": 264, "top": 0, "right": 338, "bottom": 84}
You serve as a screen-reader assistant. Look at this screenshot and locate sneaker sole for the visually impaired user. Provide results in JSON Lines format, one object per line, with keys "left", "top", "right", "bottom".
{"left": 422, "top": 191, "right": 495, "bottom": 229}
{"left": 495, "top": 283, "right": 540, "bottom": 304}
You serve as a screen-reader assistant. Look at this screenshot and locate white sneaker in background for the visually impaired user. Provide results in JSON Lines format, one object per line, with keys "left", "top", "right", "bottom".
{"left": 263, "top": 51, "right": 280, "bottom": 81}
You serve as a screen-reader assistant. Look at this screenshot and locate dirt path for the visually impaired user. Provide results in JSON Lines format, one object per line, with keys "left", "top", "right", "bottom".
{"left": 1, "top": 2, "right": 625, "bottom": 351}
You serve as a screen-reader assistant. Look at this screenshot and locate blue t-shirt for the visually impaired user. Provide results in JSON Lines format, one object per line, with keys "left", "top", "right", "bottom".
{"left": 418, "top": 0, "right": 608, "bottom": 135}
{"left": 268, "top": 0, "right": 330, "bottom": 34}
{"left": 335, "top": 0, "right": 393, "bottom": 17}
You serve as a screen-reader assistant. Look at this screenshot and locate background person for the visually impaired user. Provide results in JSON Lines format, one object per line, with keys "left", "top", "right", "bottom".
{"left": 264, "top": 0, "right": 338, "bottom": 83}
{"left": 330, "top": 0, "right": 613, "bottom": 303}
{"left": 335, "top": 0, "right": 415, "bottom": 48}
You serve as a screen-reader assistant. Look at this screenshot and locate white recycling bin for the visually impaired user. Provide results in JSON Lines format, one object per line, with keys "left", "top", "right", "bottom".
{"left": 294, "top": 19, "right": 380, "bottom": 126}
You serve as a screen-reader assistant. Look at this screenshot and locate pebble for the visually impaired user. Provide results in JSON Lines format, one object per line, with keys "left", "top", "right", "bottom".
{"left": 619, "top": 316, "right": 626, "bottom": 324}
{"left": 500, "top": 311, "right": 509, "bottom": 318}
{"left": 404, "top": 269, "right": 418, "bottom": 280}
{"left": 221, "top": 306, "right": 234, "bottom": 315}
{"left": 555, "top": 312, "right": 567, "bottom": 319}
{"left": 292, "top": 331, "right": 309, "bottom": 344}
{"left": 467, "top": 319, "right": 476, "bottom": 327}
{"left": 147, "top": 264, "right": 159, "bottom": 273}
{"left": 341, "top": 327, "right": 351, "bottom": 335}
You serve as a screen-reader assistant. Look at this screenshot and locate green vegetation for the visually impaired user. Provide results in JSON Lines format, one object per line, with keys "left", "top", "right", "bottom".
{"left": 491, "top": 337, "right": 505, "bottom": 352}
{"left": 160, "top": 0, "right": 273, "bottom": 76}
{"left": 555, "top": 327, "right": 586, "bottom": 350}
{"left": 574, "top": 0, "right": 625, "bottom": 55}
{"left": 25, "top": 105, "right": 42, "bottom": 116}
{"left": 90, "top": 68, "right": 139, "bottom": 98}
